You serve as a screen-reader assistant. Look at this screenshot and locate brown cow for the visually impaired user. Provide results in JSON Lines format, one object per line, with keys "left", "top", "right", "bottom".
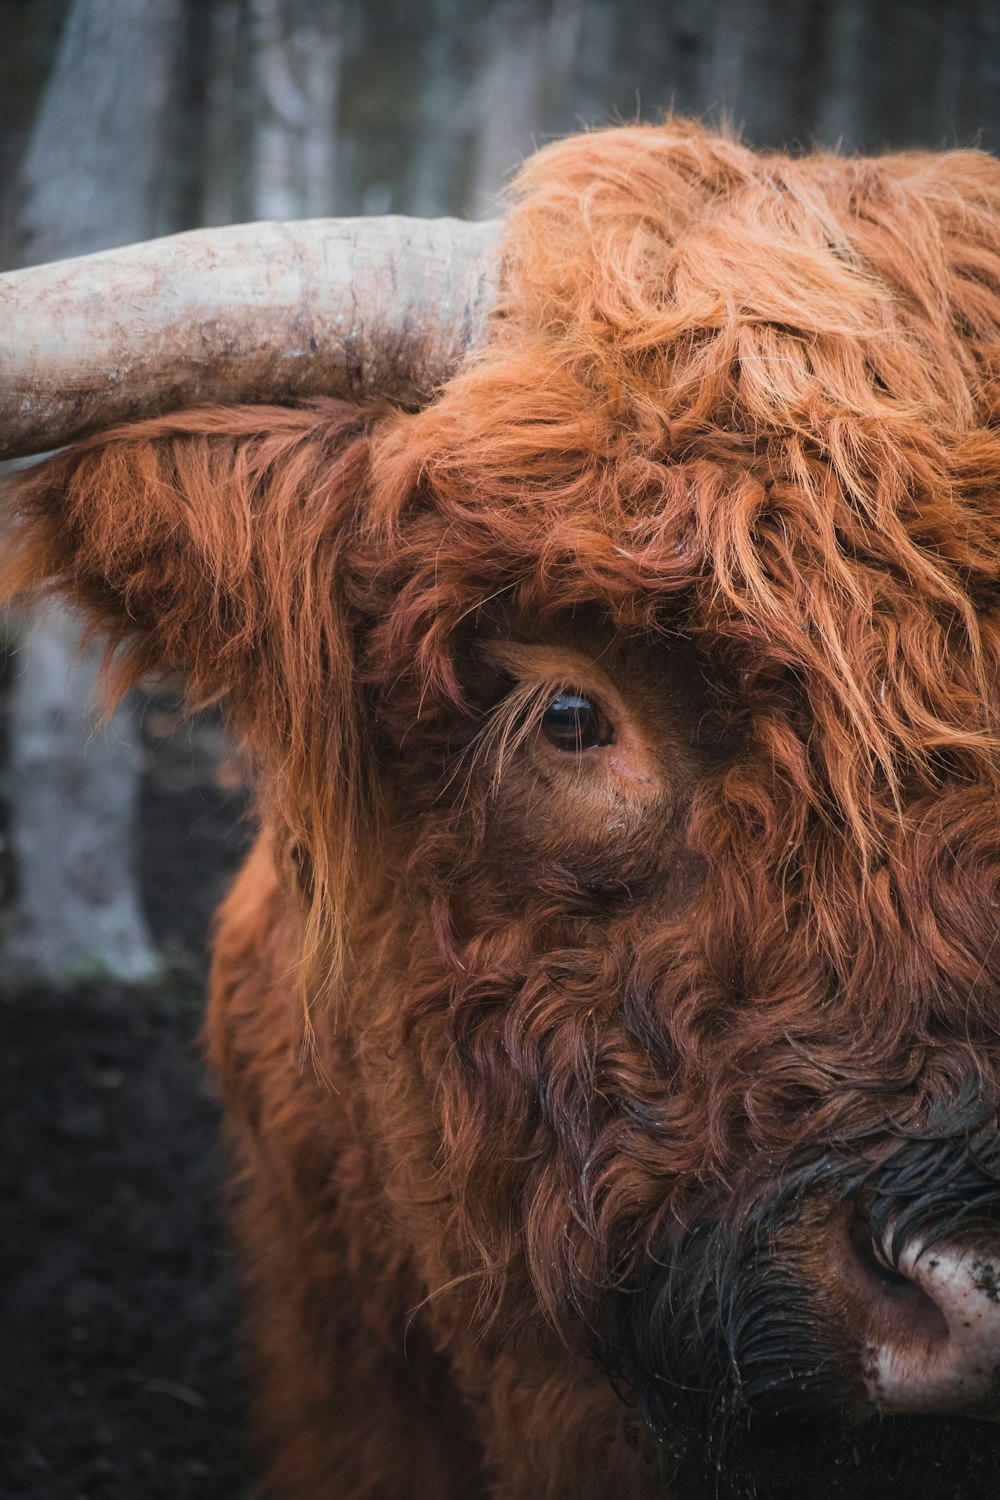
{"left": 4, "top": 122, "right": 1000, "bottom": 1499}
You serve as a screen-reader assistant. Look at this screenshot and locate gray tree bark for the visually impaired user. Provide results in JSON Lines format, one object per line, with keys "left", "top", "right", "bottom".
{"left": 249, "top": 0, "right": 343, "bottom": 220}
{"left": 2, "top": 0, "right": 184, "bottom": 988}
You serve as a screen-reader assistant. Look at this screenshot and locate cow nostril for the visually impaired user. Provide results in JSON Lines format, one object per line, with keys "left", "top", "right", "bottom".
{"left": 846, "top": 1213, "right": 949, "bottom": 1340}
{"left": 837, "top": 1209, "right": 1000, "bottom": 1418}
{"left": 851, "top": 1218, "right": 907, "bottom": 1287}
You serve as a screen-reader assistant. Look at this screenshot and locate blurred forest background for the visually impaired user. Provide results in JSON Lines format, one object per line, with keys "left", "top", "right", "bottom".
{"left": 2, "top": 1, "right": 1000, "bottom": 1496}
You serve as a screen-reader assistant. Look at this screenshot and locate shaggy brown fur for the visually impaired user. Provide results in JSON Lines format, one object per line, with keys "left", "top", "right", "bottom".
{"left": 5, "top": 122, "right": 1000, "bottom": 1498}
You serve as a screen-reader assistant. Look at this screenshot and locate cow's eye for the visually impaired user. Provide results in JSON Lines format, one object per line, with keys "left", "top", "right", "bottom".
{"left": 540, "top": 691, "right": 613, "bottom": 752}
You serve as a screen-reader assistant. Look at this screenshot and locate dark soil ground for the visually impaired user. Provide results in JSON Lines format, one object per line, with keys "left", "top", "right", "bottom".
{"left": 0, "top": 684, "right": 255, "bottom": 1498}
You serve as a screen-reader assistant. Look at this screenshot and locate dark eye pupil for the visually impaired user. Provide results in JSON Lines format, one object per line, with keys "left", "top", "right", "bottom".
{"left": 541, "top": 692, "right": 611, "bottom": 751}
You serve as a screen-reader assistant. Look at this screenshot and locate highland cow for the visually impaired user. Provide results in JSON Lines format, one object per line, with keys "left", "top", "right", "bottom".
{"left": 3, "top": 123, "right": 1000, "bottom": 1499}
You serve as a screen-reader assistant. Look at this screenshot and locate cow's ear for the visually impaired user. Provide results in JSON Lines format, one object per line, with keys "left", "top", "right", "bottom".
{"left": 1, "top": 398, "right": 378, "bottom": 980}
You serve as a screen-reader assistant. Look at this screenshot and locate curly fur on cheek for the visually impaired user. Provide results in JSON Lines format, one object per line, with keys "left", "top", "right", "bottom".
{"left": 7, "top": 120, "right": 1000, "bottom": 1498}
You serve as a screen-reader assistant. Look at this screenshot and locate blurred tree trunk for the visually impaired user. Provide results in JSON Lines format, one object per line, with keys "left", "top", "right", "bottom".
{"left": 1, "top": 0, "right": 184, "bottom": 987}
{"left": 249, "top": 0, "right": 343, "bottom": 218}
{"left": 467, "top": 0, "right": 581, "bottom": 213}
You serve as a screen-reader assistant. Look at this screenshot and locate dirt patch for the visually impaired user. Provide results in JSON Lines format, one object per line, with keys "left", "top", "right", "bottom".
{"left": 0, "top": 685, "right": 254, "bottom": 1498}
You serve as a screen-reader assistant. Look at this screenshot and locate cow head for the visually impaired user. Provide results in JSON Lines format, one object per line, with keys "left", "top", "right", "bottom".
{"left": 4, "top": 123, "right": 1000, "bottom": 1497}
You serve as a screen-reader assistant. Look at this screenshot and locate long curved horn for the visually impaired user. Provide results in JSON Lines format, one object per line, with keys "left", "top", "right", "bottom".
{"left": 0, "top": 216, "right": 501, "bottom": 460}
